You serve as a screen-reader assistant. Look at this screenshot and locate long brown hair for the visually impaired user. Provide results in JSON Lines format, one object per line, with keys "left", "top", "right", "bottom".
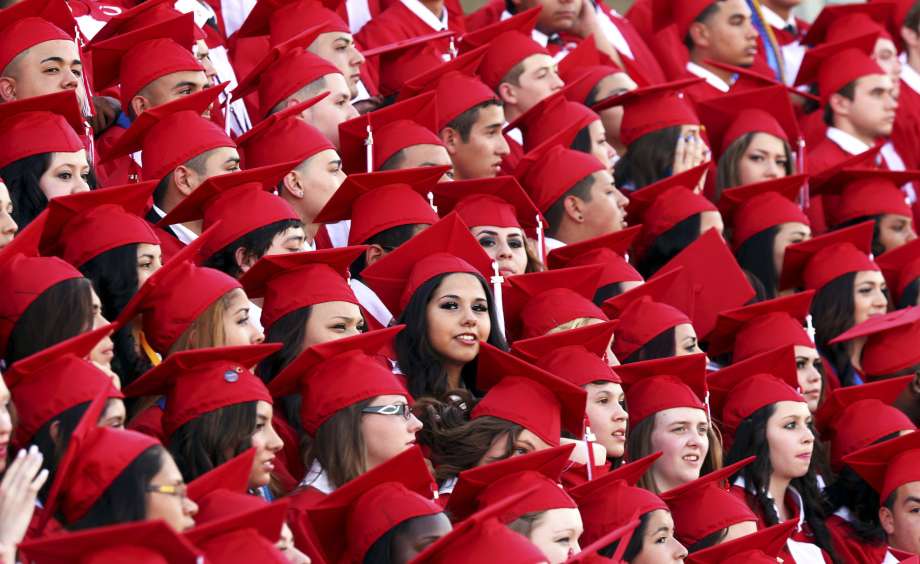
{"left": 302, "top": 398, "right": 372, "bottom": 489}
{"left": 166, "top": 290, "right": 239, "bottom": 355}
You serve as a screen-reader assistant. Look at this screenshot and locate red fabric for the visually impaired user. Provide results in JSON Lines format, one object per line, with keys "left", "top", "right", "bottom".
{"left": 94, "top": 125, "right": 138, "bottom": 187}
{"left": 603, "top": 8, "right": 666, "bottom": 85}
{"left": 272, "top": 412, "right": 305, "bottom": 489}
{"left": 286, "top": 486, "right": 329, "bottom": 553}
{"left": 127, "top": 404, "right": 166, "bottom": 443}
{"left": 313, "top": 225, "right": 334, "bottom": 250}
{"left": 151, "top": 224, "right": 185, "bottom": 263}
{"left": 826, "top": 514, "right": 891, "bottom": 564}
{"left": 463, "top": 0, "right": 502, "bottom": 31}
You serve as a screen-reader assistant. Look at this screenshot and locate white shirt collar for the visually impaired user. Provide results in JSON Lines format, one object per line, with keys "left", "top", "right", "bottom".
{"left": 826, "top": 127, "right": 872, "bottom": 155}
{"left": 545, "top": 236, "right": 566, "bottom": 251}
{"left": 400, "top": 0, "right": 447, "bottom": 31}
{"left": 686, "top": 61, "right": 731, "bottom": 93}
{"left": 301, "top": 461, "right": 336, "bottom": 493}
{"left": 152, "top": 204, "right": 198, "bottom": 245}
{"left": 902, "top": 61, "right": 920, "bottom": 95}
{"left": 760, "top": 4, "right": 795, "bottom": 30}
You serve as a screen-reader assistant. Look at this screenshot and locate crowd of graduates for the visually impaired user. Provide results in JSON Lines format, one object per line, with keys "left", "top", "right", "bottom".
{"left": 8, "top": 0, "right": 920, "bottom": 561}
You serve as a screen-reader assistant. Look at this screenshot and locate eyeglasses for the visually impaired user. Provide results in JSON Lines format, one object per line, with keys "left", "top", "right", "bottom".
{"left": 146, "top": 483, "right": 189, "bottom": 499}
{"left": 361, "top": 403, "right": 412, "bottom": 420}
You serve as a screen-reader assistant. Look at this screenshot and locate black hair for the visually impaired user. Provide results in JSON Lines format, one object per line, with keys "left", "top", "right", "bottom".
{"left": 32, "top": 401, "right": 89, "bottom": 502}
{"left": 570, "top": 125, "right": 594, "bottom": 155}
{"left": 444, "top": 100, "right": 503, "bottom": 143}
{"left": 599, "top": 511, "right": 650, "bottom": 561}
{"left": 256, "top": 306, "right": 313, "bottom": 439}
{"left": 725, "top": 403, "right": 841, "bottom": 563}
{"left": 623, "top": 326, "right": 676, "bottom": 364}
{"left": 823, "top": 81, "right": 857, "bottom": 127}
{"left": 544, "top": 173, "right": 596, "bottom": 239}
{"left": 80, "top": 244, "right": 153, "bottom": 388}
{"left": 687, "top": 528, "right": 729, "bottom": 553}
{"left": 810, "top": 272, "right": 875, "bottom": 387}
{"left": 614, "top": 126, "right": 682, "bottom": 191}
{"left": 735, "top": 225, "right": 780, "bottom": 299}
{"left": 394, "top": 272, "right": 508, "bottom": 399}
{"left": 825, "top": 463, "right": 889, "bottom": 545}
{"left": 593, "top": 282, "right": 625, "bottom": 306}
{"left": 636, "top": 214, "right": 702, "bottom": 279}
{"left": 1, "top": 153, "right": 97, "bottom": 230}
{"left": 350, "top": 223, "right": 428, "bottom": 279}
{"left": 683, "top": 1, "right": 723, "bottom": 50}
{"left": 835, "top": 215, "right": 886, "bottom": 258}
{"left": 203, "top": 218, "right": 304, "bottom": 278}
{"left": 362, "top": 514, "right": 438, "bottom": 564}
{"left": 168, "top": 401, "right": 257, "bottom": 482}
{"left": 67, "top": 444, "right": 165, "bottom": 530}
{"left": 379, "top": 148, "right": 406, "bottom": 171}
{"left": 899, "top": 277, "right": 920, "bottom": 309}
{"left": 906, "top": 3, "right": 920, "bottom": 33}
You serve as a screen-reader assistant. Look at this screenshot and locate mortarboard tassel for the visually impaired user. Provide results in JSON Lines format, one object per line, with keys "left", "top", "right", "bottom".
{"left": 804, "top": 314, "right": 816, "bottom": 343}
{"left": 536, "top": 215, "right": 546, "bottom": 263}
{"left": 584, "top": 415, "right": 596, "bottom": 482}
{"left": 490, "top": 261, "right": 506, "bottom": 338}
{"left": 427, "top": 192, "right": 438, "bottom": 213}
{"left": 798, "top": 137, "right": 809, "bottom": 209}
{"left": 365, "top": 123, "right": 374, "bottom": 173}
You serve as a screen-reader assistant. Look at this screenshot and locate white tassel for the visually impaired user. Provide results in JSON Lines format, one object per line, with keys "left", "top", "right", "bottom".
{"left": 584, "top": 418, "right": 596, "bottom": 482}
{"left": 536, "top": 215, "right": 546, "bottom": 262}
{"left": 365, "top": 124, "right": 374, "bottom": 173}
{"left": 427, "top": 192, "right": 438, "bottom": 213}
{"left": 805, "top": 314, "right": 816, "bottom": 343}
{"left": 491, "top": 261, "right": 506, "bottom": 338}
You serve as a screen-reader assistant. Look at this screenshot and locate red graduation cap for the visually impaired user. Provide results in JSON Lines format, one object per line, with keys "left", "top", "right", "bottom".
{"left": 877, "top": 236, "right": 920, "bottom": 303}
{"left": 362, "top": 30, "right": 458, "bottom": 98}
{"left": 718, "top": 175, "right": 809, "bottom": 250}
{"left": 39, "top": 181, "right": 160, "bottom": 267}
{"left": 547, "top": 226, "right": 643, "bottom": 289}
{"left": 237, "top": 0, "right": 349, "bottom": 45}
{"left": 508, "top": 92, "right": 600, "bottom": 153}
{"left": 0, "top": 215, "right": 84, "bottom": 357}
{"left": 829, "top": 306, "right": 920, "bottom": 378}
{"left": 338, "top": 91, "right": 443, "bottom": 174}
{"left": 235, "top": 92, "right": 333, "bottom": 170}
{"left": 845, "top": 429, "right": 920, "bottom": 501}
{"left": 100, "top": 83, "right": 235, "bottom": 182}
{"left": 502, "top": 265, "right": 608, "bottom": 341}
{"left": 815, "top": 374, "right": 915, "bottom": 471}
{"left": 684, "top": 519, "right": 798, "bottom": 564}
{"left": 707, "top": 290, "right": 815, "bottom": 361}
{"left": 565, "top": 512, "right": 640, "bottom": 564}
{"left": 0, "top": 0, "right": 76, "bottom": 73}
{"left": 707, "top": 345, "right": 804, "bottom": 436}
{"left": 567, "top": 452, "right": 666, "bottom": 546}
{"left": 651, "top": 0, "right": 719, "bottom": 39}
{"left": 123, "top": 344, "right": 279, "bottom": 437}
{"left": 187, "top": 448, "right": 257, "bottom": 502}
{"left": 448, "top": 444, "right": 577, "bottom": 523}
{"left": 4, "top": 323, "right": 123, "bottom": 447}
{"left": 514, "top": 142, "right": 606, "bottom": 214}
{"left": 185, "top": 491, "right": 288, "bottom": 563}
{"left": 430, "top": 176, "right": 544, "bottom": 230}
{"left": 312, "top": 166, "right": 446, "bottom": 246}
{"left": 696, "top": 85, "right": 801, "bottom": 158}
{"left": 41, "top": 388, "right": 161, "bottom": 526}
{"left": 360, "top": 213, "right": 494, "bottom": 317}
{"left": 653, "top": 229, "right": 755, "bottom": 339}
{"left": 233, "top": 26, "right": 341, "bottom": 118}
{"left": 794, "top": 32, "right": 885, "bottom": 104}
{"left": 19, "top": 520, "right": 203, "bottom": 564}
{"left": 462, "top": 7, "right": 547, "bottom": 90}
{"left": 803, "top": 1, "right": 896, "bottom": 45}
{"left": 409, "top": 489, "right": 548, "bottom": 563}
{"left": 91, "top": 0, "right": 205, "bottom": 43}
{"left": 593, "top": 78, "right": 703, "bottom": 147}
{"left": 267, "top": 326, "right": 409, "bottom": 435}
{"left": 159, "top": 161, "right": 301, "bottom": 262}
{"left": 625, "top": 163, "right": 712, "bottom": 252}
{"left": 557, "top": 35, "right": 622, "bottom": 105}
{"left": 240, "top": 246, "right": 363, "bottom": 331}
{"left": 616, "top": 353, "right": 708, "bottom": 427}
{"left": 813, "top": 168, "right": 918, "bottom": 228}
{"left": 779, "top": 220, "right": 879, "bottom": 291}
{"left": 115, "top": 224, "right": 242, "bottom": 354}
{"left": 602, "top": 269, "right": 693, "bottom": 361}
{"left": 305, "top": 446, "right": 440, "bottom": 562}
{"left": 513, "top": 319, "right": 620, "bottom": 386}
{"left": 0, "top": 89, "right": 84, "bottom": 170}
{"left": 89, "top": 13, "right": 203, "bottom": 107}
{"left": 661, "top": 457, "right": 758, "bottom": 547}
{"left": 472, "top": 342, "right": 587, "bottom": 447}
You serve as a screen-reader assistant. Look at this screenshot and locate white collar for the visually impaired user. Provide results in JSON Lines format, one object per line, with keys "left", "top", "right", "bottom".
{"left": 732, "top": 475, "right": 806, "bottom": 530}
{"left": 686, "top": 61, "right": 731, "bottom": 93}
{"left": 826, "top": 127, "right": 872, "bottom": 155}
{"left": 902, "top": 61, "right": 920, "bottom": 95}
{"left": 400, "top": 0, "right": 447, "bottom": 31}
{"left": 301, "top": 461, "right": 336, "bottom": 494}
{"left": 760, "top": 4, "right": 795, "bottom": 30}
{"left": 545, "top": 236, "right": 566, "bottom": 251}
{"left": 152, "top": 204, "right": 198, "bottom": 245}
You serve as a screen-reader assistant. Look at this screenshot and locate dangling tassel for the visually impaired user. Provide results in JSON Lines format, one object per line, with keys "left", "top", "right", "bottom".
{"left": 805, "top": 314, "right": 816, "bottom": 343}
{"left": 427, "top": 192, "right": 438, "bottom": 213}
{"left": 138, "top": 330, "right": 162, "bottom": 366}
{"left": 584, "top": 415, "right": 597, "bottom": 482}
{"left": 365, "top": 123, "right": 374, "bottom": 173}
{"left": 798, "top": 137, "right": 809, "bottom": 209}
{"left": 536, "top": 215, "right": 546, "bottom": 263}
{"left": 490, "top": 261, "right": 506, "bottom": 338}
{"left": 448, "top": 35, "right": 458, "bottom": 59}
{"left": 222, "top": 93, "right": 232, "bottom": 136}
{"left": 74, "top": 24, "right": 97, "bottom": 166}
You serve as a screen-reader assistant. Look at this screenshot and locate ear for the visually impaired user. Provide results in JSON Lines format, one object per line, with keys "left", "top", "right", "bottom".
{"left": 130, "top": 95, "right": 150, "bottom": 118}
{"left": 563, "top": 194, "right": 585, "bottom": 224}
{"left": 828, "top": 92, "right": 853, "bottom": 119}
{"left": 173, "top": 165, "right": 197, "bottom": 197}
{"left": 234, "top": 246, "right": 257, "bottom": 273}
{"left": 880, "top": 505, "right": 896, "bottom": 535}
{"left": 281, "top": 170, "right": 304, "bottom": 199}
{"left": 0, "top": 77, "right": 16, "bottom": 102}
{"left": 497, "top": 82, "right": 517, "bottom": 106}
{"left": 365, "top": 244, "right": 386, "bottom": 267}
{"left": 687, "top": 21, "right": 709, "bottom": 50}
{"left": 439, "top": 127, "right": 460, "bottom": 155}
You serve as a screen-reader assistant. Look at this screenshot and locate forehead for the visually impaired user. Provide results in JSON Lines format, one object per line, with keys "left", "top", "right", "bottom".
{"left": 856, "top": 73, "right": 894, "bottom": 91}
{"left": 656, "top": 406, "right": 707, "bottom": 425}
{"left": 403, "top": 143, "right": 451, "bottom": 163}
{"left": 317, "top": 31, "right": 353, "bottom": 44}
{"left": 770, "top": 399, "right": 810, "bottom": 419}
{"left": 472, "top": 103, "right": 505, "bottom": 127}
{"left": 434, "top": 272, "right": 487, "bottom": 298}
{"left": 323, "top": 72, "right": 351, "bottom": 94}
{"left": 21, "top": 39, "right": 80, "bottom": 64}
{"left": 854, "top": 270, "right": 885, "bottom": 285}
{"left": 48, "top": 149, "right": 89, "bottom": 167}
{"left": 521, "top": 53, "right": 555, "bottom": 74}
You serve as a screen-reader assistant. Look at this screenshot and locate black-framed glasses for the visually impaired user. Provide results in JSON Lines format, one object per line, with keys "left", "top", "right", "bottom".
{"left": 361, "top": 403, "right": 412, "bottom": 420}
{"left": 145, "top": 483, "right": 189, "bottom": 499}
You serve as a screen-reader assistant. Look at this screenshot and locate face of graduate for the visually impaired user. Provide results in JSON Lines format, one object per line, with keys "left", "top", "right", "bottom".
{"left": 100, "top": 398, "right": 127, "bottom": 429}
{"left": 179, "top": 147, "right": 242, "bottom": 196}
{"left": 874, "top": 37, "right": 902, "bottom": 98}
{"left": 446, "top": 104, "right": 510, "bottom": 180}
{"left": 89, "top": 290, "right": 117, "bottom": 383}
{"left": 794, "top": 345, "right": 823, "bottom": 413}
{"left": 302, "top": 300, "right": 365, "bottom": 349}
{"left": 390, "top": 513, "right": 453, "bottom": 563}
{"left": 0, "top": 40, "right": 85, "bottom": 105}
{"left": 511, "top": 0, "right": 581, "bottom": 34}
{"left": 765, "top": 400, "right": 813, "bottom": 481}
{"left": 302, "top": 73, "right": 358, "bottom": 148}
{"left": 471, "top": 226, "right": 528, "bottom": 277}
{"left": 878, "top": 214, "right": 917, "bottom": 253}
{"left": 425, "top": 273, "right": 491, "bottom": 368}
{"left": 673, "top": 324, "right": 702, "bottom": 357}
{"left": 694, "top": 0, "right": 758, "bottom": 67}
{"left": 193, "top": 40, "right": 218, "bottom": 85}
{"left": 398, "top": 144, "right": 454, "bottom": 181}
{"left": 0, "top": 181, "right": 17, "bottom": 250}
{"left": 134, "top": 70, "right": 210, "bottom": 115}
{"left": 837, "top": 74, "right": 898, "bottom": 140}
{"left": 249, "top": 400, "right": 284, "bottom": 488}
{"left": 277, "top": 522, "right": 310, "bottom": 564}
{"left": 649, "top": 407, "right": 710, "bottom": 492}
{"left": 631, "top": 510, "right": 687, "bottom": 564}
{"left": 309, "top": 32, "right": 365, "bottom": 98}
{"left": 290, "top": 149, "right": 346, "bottom": 221}
{"left": 698, "top": 210, "right": 724, "bottom": 239}
{"left": 220, "top": 288, "right": 265, "bottom": 346}
{"left": 580, "top": 170, "right": 629, "bottom": 237}
{"left": 361, "top": 394, "right": 423, "bottom": 470}
{"left": 136, "top": 243, "right": 164, "bottom": 288}
{"left": 39, "top": 150, "right": 90, "bottom": 199}
{"left": 736, "top": 133, "right": 789, "bottom": 186}
{"left": 0, "top": 376, "right": 11, "bottom": 472}
{"left": 506, "top": 54, "right": 564, "bottom": 114}
{"left": 771, "top": 222, "right": 810, "bottom": 278}
{"left": 262, "top": 225, "right": 307, "bottom": 258}
{"left": 852, "top": 270, "right": 888, "bottom": 326}
{"left": 527, "top": 508, "right": 583, "bottom": 564}
{"left": 584, "top": 382, "right": 628, "bottom": 459}
{"left": 145, "top": 450, "right": 198, "bottom": 532}
{"left": 882, "top": 481, "right": 920, "bottom": 556}
{"left": 586, "top": 120, "right": 616, "bottom": 173}
{"left": 478, "top": 427, "right": 552, "bottom": 466}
